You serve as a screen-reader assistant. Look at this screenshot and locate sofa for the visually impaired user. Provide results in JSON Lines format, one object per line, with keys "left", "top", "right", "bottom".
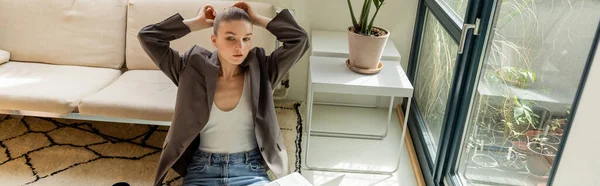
{"left": 0, "top": 0, "right": 288, "bottom": 125}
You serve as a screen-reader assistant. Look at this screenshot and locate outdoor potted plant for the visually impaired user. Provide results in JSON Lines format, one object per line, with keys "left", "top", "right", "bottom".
{"left": 345, "top": 0, "right": 389, "bottom": 74}
{"left": 497, "top": 97, "right": 540, "bottom": 154}
{"left": 525, "top": 137, "right": 557, "bottom": 177}
{"left": 502, "top": 97, "right": 539, "bottom": 135}
{"left": 552, "top": 105, "right": 572, "bottom": 133}
{"left": 495, "top": 66, "right": 537, "bottom": 88}
{"left": 549, "top": 119, "right": 564, "bottom": 136}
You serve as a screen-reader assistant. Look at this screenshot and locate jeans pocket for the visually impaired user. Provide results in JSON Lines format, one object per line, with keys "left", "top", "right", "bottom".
{"left": 248, "top": 160, "right": 266, "bottom": 172}
{"left": 188, "top": 163, "right": 208, "bottom": 173}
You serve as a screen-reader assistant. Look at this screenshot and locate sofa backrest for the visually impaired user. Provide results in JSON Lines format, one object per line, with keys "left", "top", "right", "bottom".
{"left": 0, "top": 0, "right": 128, "bottom": 69}
{"left": 126, "top": 0, "right": 277, "bottom": 70}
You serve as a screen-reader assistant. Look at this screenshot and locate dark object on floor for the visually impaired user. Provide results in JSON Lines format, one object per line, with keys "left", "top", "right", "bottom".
{"left": 112, "top": 182, "right": 130, "bottom": 186}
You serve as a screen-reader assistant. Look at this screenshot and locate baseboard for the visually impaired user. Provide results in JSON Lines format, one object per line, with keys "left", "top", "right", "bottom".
{"left": 396, "top": 105, "right": 426, "bottom": 186}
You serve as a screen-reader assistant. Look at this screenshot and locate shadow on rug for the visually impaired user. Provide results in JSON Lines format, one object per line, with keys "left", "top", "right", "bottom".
{"left": 0, "top": 102, "right": 303, "bottom": 186}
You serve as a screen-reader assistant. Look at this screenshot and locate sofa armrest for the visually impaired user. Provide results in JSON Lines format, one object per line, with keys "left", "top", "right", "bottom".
{"left": 0, "top": 50, "right": 9, "bottom": 65}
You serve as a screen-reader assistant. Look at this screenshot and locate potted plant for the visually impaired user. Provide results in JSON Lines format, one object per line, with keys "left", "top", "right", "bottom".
{"left": 502, "top": 97, "right": 539, "bottom": 135}
{"left": 494, "top": 66, "right": 537, "bottom": 88}
{"left": 550, "top": 106, "right": 571, "bottom": 136}
{"left": 345, "top": 0, "right": 389, "bottom": 74}
{"left": 497, "top": 97, "right": 541, "bottom": 154}
{"left": 556, "top": 105, "right": 571, "bottom": 128}
{"left": 549, "top": 119, "right": 564, "bottom": 136}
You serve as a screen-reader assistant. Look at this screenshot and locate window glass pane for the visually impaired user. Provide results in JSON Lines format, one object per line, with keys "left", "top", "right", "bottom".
{"left": 414, "top": 10, "right": 459, "bottom": 162}
{"left": 456, "top": 0, "right": 600, "bottom": 185}
{"left": 437, "top": 0, "right": 468, "bottom": 23}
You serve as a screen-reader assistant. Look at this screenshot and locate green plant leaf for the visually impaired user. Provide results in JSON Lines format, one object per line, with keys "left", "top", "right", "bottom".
{"left": 524, "top": 110, "right": 533, "bottom": 124}
{"left": 347, "top": 0, "right": 359, "bottom": 29}
{"left": 523, "top": 105, "right": 532, "bottom": 113}
{"left": 367, "top": 4, "right": 382, "bottom": 35}
{"left": 529, "top": 71, "right": 537, "bottom": 82}
{"left": 514, "top": 107, "right": 524, "bottom": 121}
{"left": 360, "top": 0, "right": 373, "bottom": 35}
{"left": 358, "top": 0, "right": 370, "bottom": 34}
{"left": 513, "top": 97, "right": 521, "bottom": 107}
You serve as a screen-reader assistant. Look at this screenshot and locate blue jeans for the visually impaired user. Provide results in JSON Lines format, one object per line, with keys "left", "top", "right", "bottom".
{"left": 182, "top": 148, "right": 271, "bottom": 186}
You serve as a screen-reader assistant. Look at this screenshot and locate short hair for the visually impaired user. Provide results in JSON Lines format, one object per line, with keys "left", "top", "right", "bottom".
{"left": 213, "top": 7, "right": 252, "bottom": 35}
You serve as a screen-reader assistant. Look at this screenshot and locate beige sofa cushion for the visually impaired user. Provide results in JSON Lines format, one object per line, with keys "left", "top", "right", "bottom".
{"left": 126, "top": 0, "right": 277, "bottom": 70}
{"left": 0, "top": 50, "right": 9, "bottom": 65}
{"left": 0, "top": 62, "right": 121, "bottom": 114}
{"left": 0, "top": 0, "right": 127, "bottom": 69}
{"left": 78, "top": 70, "right": 177, "bottom": 121}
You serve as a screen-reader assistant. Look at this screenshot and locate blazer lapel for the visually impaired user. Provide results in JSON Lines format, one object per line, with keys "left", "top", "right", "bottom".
{"left": 204, "top": 51, "right": 220, "bottom": 113}
{"left": 248, "top": 59, "right": 260, "bottom": 117}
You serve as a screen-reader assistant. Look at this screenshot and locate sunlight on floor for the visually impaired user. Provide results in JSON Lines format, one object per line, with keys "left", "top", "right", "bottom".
{"left": 303, "top": 170, "right": 402, "bottom": 186}
{"left": 330, "top": 162, "right": 396, "bottom": 172}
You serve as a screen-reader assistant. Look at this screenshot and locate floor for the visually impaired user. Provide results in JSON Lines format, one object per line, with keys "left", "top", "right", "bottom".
{"left": 297, "top": 103, "right": 418, "bottom": 186}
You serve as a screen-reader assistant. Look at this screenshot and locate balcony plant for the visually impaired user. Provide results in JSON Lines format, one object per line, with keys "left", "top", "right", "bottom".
{"left": 495, "top": 66, "right": 537, "bottom": 89}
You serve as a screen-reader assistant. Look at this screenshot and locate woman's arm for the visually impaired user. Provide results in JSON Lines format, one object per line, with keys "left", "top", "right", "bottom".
{"left": 137, "top": 5, "right": 215, "bottom": 85}
{"left": 233, "top": 2, "right": 310, "bottom": 87}
{"left": 263, "top": 9, "right": 310, "bottom": 87}
{"left": 232, "top": 2, "right": 272, "bottom": 28}
{"left": 183, "top": 5, "right": 216, "bottom": 31}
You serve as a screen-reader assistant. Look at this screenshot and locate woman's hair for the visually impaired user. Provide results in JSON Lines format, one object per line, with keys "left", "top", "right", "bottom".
{"left": 214, "top": 7, "right": 252, "bottom": 35}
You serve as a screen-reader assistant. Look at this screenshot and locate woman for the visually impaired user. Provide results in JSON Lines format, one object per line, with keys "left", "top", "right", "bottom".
{"left": 137, "top": 1, "right": 309, "bottom": 186}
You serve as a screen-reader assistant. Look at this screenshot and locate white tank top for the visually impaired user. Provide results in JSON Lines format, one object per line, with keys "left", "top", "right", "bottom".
{"left": 199, "top": 72, "right": 257, "bottom": 153}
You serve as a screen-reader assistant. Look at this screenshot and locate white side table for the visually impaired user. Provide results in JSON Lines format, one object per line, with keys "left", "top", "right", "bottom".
{"left": 305, "top": 56, "right": 414, "bottom": 174}
{"left": 310, "top": 30, "right": 403, "bottom": 108}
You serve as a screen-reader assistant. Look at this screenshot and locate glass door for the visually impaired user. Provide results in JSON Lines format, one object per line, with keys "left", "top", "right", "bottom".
{"left": 408, "top": 0, "right": 600, "bottom": 185}
{"left": 407, "top": 0, "right": 493, "bottom": 184}
{"left": 443, "top": 0, "right": 600, "bottom": 185}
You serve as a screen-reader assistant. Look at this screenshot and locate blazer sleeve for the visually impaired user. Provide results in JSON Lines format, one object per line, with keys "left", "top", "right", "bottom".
{"left": 137, "top": 13, "right": 192, "bottom": 86}
{"left": 263, "top": 9, "right": 310, "bottom": 87}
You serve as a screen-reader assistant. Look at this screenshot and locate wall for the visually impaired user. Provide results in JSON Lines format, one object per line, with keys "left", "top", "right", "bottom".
{"left": 224, "top": 0, "right": 418, "bottom": 104}
{"left": 552, "top": 37, "right": 599, "bottom": 185}
{"left": 285, "top": 0, "right": 419, "bottom": 103}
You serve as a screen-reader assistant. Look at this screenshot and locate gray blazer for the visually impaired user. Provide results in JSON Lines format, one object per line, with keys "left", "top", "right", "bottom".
{"left": 137, "top": 9, "right": 309, "bottom": 186}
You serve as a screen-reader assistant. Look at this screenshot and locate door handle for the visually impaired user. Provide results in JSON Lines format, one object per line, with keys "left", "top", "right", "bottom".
{"left": 458, "top": 18, "right": 481, "bottom": 54}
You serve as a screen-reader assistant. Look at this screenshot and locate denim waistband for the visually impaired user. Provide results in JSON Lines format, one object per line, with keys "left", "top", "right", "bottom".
{"left": 195, "top": 148, "right": 262, "bottom": 165}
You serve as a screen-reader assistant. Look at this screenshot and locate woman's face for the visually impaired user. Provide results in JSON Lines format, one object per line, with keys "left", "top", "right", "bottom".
{"left": 211, "top": 20, "right": 253, "bottom": 65}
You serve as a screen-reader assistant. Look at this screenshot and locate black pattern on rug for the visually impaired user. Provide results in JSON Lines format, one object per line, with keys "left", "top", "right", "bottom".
{"left": 0, "top": 116, "right": 165, "bottom": 185}
{"left": 292, "top": 103, "right": 303, "bottom": 174}
{"left": 0, "top": 102, "right": 303, "bottom": 186}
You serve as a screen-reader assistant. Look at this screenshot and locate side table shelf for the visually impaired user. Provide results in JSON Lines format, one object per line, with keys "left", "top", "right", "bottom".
{"left": 304, "top": 56, "right": 414, "bottom": 174}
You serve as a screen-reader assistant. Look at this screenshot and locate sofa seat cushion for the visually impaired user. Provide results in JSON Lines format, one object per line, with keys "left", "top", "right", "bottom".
{"left": 0, "top": 62, "right": 121, "bottom": 114}
{"left": 78, "top": 70, "right": 177, "bottom": 122}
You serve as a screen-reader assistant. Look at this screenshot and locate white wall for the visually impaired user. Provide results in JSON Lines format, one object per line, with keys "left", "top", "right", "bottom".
{"left": 283, "top": 0, "right": 419, "bottom": 102}
{"left": 237, "top": 0, "right": 419, "bottom": 103}
{"left": 553, "top": 38, "right": 600, "bottom": 185}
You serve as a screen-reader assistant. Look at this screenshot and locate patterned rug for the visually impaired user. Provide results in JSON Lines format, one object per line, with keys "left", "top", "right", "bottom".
{"left": 0, "top": 102, "right": 303, "bottom": 186}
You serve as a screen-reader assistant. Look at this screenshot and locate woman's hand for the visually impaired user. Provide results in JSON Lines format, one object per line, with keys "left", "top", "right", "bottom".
{"left": 232, "top": 1, "right": 256, "bottom": 19}
{"left": 232, "top": 1, "right": 271, "bottom": 28}
{"left": 184, "top": 4, "right": 217, "bottom": 31}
